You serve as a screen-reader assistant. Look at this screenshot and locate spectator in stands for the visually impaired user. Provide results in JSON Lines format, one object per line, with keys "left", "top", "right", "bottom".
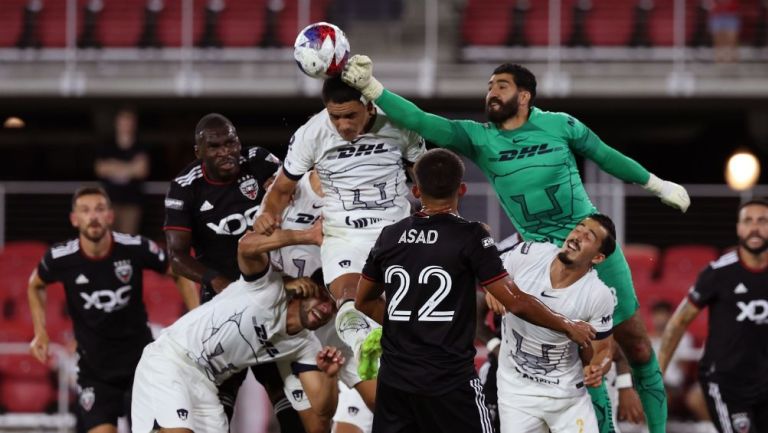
{"left": 710, "top": 0, "right": 741, "bottom": 62}
{"left": 15, "top": 0, "right": 42, "bottom": 49}
{"left": 659, "top": 199, "right": 768, "bottom": 433}
{"left": 27, "top": 186, "right": 192, "bottom": 433}
{"left": 648, "top": 301, "right": 708, "bottom": 421}
{"left": 94, "top": 108, "right": 148, "bottom": 235}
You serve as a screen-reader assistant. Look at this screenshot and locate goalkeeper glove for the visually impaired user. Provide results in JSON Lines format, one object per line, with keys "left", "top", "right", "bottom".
{"left": 342, "top": 55, "right": 384, "bottom": 102}
{"left": 643, "top": 173, "right": 691, "bottom": 212}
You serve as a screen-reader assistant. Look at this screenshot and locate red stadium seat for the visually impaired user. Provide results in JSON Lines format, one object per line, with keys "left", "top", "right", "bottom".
{"left": 657, "top": 244, "right": 719, "bottom": 290}
{"left": 461, "top": 0, "right": 514, "bottom": 46}
{"left": 98, "top": 0, "right": 146, "bottom": 47}
{"left": 0, "top": 378, "right": 55, "bottom": 412}
{"left": 218, "top": 0, "right": 267, "bottom": 47}
{"left": 0, "top": 241, "right": 48, "bottom": 301}
{"left": 624, "top": 243, "right": 660, "bottom": 293}
{"left": 0, "top": 354, "right": 51, "bottom": 379}
{"left": 157, "top": 0, "right": 206, "bottom": 47}
{"left": 582, "top": 0, "right": 635, "bottom": 46}
{"left": 143, "top": 271, "right": 186, "bottom": 327}
{"left": 0, "top": 0, "right": 29, "bottom": 47}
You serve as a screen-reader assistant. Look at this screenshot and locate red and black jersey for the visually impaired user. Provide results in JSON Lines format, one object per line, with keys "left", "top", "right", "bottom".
{"left": 37, "top": 233, "right": 168, "bottom": 384}
{"left": 688, "top": 250, "right": 768, "bottom": 400}
{"left": 163, "top": 147, "right": 280, "bottom": 284}
{"left": 361, "top": 212, "right": 508, "bottom": 395}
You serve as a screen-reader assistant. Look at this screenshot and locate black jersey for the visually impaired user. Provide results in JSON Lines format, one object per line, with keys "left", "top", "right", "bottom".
{"left": 688, "top": 250, "right": 768, "bottom": 399}
{"left": 37, "top": 232, "right": 168, "bottom": 384}
{"left": 361, "top": 212, "right": 508, "bottom": 395}
{"left": 163, "top": 147, "right": 280, "bottom": 282}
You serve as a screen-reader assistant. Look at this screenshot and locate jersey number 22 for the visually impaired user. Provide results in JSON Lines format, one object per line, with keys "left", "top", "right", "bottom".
{"left": 385, "top": 265, "right": 454, "bottom": 322}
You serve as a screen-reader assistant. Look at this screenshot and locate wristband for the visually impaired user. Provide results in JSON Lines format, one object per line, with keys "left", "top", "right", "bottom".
{"left": 486, "top": 337, "right": 501, "bottom": 354}
{"left": 615, "top": 373, "right": 633, "bottom": 389}
{"left": 202, "top": 269, "right": 221, "bottom": 288}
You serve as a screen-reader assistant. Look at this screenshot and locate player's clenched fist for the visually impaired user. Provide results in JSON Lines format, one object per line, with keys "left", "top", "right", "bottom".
{"left": 316, "top": 346, "right": 345, "bottom": 377}
{"left": 253, "top": 212, "right": 281, "bottom": 236}
{"left": 564, "top": 319, "right": 595, "bottom": 347}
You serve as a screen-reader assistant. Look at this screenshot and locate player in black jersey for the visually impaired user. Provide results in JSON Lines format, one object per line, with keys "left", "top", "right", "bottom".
{"left": 355, "top": 149, "right": 596, "bottom": 433}
{"left": 27, "top": 187, "right": 180, "bottom": 433}
{"left": 163, "top": 113, "right": 306, "bottom": 432}
{"left": 659, "top": 199, "right": 768, "bottom": 433}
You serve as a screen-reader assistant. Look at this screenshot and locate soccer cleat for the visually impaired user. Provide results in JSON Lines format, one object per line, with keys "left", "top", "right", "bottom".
{"left": 357, "top": 328, "right": 382, "bottom": 380}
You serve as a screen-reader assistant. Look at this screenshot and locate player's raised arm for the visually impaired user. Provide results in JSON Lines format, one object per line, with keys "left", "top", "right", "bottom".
{"left": 566, "top": 118, "right": 690, "bottom": 212}
{"left": 658, "top": 297, "right": 701, "bottom": 374}
{"left": 342, "top": 55, "right": 472, "bottom": 152}
{"left": 254, "top": 168, "right": 299, "bottom": 235}
{"left": 237, "top": 218, "right": 323, "bottom": 277}
{"left": 484, "top": 277, "right": 595, "bottom": 347}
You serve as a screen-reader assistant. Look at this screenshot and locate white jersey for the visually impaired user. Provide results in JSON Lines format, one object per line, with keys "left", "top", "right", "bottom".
{"left": 162, "top": 267, "right": 319, "bottom": 386}
{"left": 273, "top": 174, "right": 323, "bottom": 278}
{"left": 282, "top": 108, "right": 425, "bottom": 232}
{"left": 498, "top": 242, "right": 616, "bottom": 399}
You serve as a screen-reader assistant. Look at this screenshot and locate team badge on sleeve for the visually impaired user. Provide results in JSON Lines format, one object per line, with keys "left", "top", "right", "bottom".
{"left": 165, "top": 198, "right": 184, "bottom": 210}
{"left": 481, "top": 237, "right": 495, "bottom": 248}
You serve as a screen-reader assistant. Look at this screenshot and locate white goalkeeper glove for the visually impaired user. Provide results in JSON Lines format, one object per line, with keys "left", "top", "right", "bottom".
{"left": 642, "top": 173, "right": 691, "bottom": 212}
{"left": 342, "top": 55, "right": 384, "bottom": 102}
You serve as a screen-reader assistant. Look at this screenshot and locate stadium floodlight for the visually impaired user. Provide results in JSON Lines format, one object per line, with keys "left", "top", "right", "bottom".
{"left": 725, "top": 150, "right": 761, "bottom": 191}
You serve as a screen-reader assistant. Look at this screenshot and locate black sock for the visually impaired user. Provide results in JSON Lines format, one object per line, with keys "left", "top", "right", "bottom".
{"left": 274, "top": 397, "right": 307, "bottom": 433}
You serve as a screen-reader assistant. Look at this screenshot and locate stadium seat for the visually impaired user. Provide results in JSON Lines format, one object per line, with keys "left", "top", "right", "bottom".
{"left": 624, "top": 243, "right": 660, "bottom": 293}
{"left": 0, "top": 378, "right": 55, "bottom": 412}
{"left": 461, "top": 0, "right": 514, "bottom": 46}
{"left": 0, "top": 241, "right": 48, "bottom": 300}
{"left": 217, "top": 0, "right": 267, "bottom": 47}
{"left": 582, "top": 0, "right": 635, "bottom": 46}
{"left": 143, "top": 271, "right": 186, "bottom": 327}
{"left": 0, "top": 0, "right": 29, "bottom": 47}
{"left": 157, "top": 0, "right": 206, "bottom": 47}
{"left": 657, "top": 244, "right": 719, "bottom": 289}
{"left": 0, "top": 353, "right": 51, "bottom": 379}
{"left": 98, "top": 0, "right": 147, "bottom": 47}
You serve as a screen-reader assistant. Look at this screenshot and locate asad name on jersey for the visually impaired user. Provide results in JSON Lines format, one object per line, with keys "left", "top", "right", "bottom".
{"left": 37, "top": 232, "right": 168, "bottom": 383}
{"left": 164, "top": 146, "right": 280, "bottom": 282}
{"left": 498, "top": 241, "right": 615, "bottom": 398}
{"left": 282, "top": 108, "right": 425, "bottom": 234}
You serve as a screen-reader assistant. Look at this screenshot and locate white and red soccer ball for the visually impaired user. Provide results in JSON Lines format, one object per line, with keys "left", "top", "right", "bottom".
{"left": 293, "top": 22, "right": 350, "bottom": 79}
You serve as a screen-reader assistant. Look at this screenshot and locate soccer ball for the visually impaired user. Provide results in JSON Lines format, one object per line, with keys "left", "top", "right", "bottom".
{"left": 293, "top": 22, "right": 350, "bottom": 79}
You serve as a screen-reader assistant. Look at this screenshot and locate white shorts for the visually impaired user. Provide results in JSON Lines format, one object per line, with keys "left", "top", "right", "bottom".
{"left": 333, "top": 383, "right": 373, "bottom": 433}
{"left": 131, "top": 338, "right": 227, "bottom": 433}
{"left": 321, "top": 228, "right": 381, "bottom": 284}
{"left": 498, "top": 391, "right": 598, "bottom": 433}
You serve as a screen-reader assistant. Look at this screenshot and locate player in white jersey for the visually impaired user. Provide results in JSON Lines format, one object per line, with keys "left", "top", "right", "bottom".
{"left": 255, "top": 76, "right": 425, "bottom": 368}
{"left": 274, "top": 171, "right": 375, "bottom": 433}
{"left": 491, "top": 214, "right": 618, "bottom": 433}
{"left": 131, "top": 219, "right": 345, "bottom": 433}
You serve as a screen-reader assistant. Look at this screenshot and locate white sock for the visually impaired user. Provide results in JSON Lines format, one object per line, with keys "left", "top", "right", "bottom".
{"left": 334, "top": 301, "right": 379, "bottom": 355}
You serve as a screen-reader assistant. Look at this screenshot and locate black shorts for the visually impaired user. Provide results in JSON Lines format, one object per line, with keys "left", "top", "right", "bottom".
{"left": 700, "top": 377, "right": 768, "bottom": 433}
{"left": 76, "top": 371, "right": 132, "bottom": 431}
{"left": 372, "top": 378, "right": 493, "bottom": 433}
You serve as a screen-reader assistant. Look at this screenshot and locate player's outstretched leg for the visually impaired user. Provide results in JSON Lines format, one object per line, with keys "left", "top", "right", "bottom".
{"left": 588, "top": 379, "right": 616, "bottom": 433}
{"left": 596, "top": 248, "right": 667, "bottom": 433}
{"left": 615, "top": 314, "right": 668, "bottom": 433}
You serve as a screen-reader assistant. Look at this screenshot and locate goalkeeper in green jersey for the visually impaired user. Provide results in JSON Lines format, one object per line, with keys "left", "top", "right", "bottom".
{"left": 342, "top": 56, "right": 690, "bottom": 433}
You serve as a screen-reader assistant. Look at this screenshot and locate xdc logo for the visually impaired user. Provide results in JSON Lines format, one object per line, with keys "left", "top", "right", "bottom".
{"left": 736, "top": 300, "right": 768, "bottom": 323}
{"left": 491, "top": 143, "right": 555, "bottom": 162}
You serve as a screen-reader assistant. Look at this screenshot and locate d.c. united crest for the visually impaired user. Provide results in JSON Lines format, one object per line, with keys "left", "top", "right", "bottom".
{"left": 114, "top": 259, "right": 133, "bottom": 283}
{"left": 239, "top": 177, "right": 259, "bottom": 200}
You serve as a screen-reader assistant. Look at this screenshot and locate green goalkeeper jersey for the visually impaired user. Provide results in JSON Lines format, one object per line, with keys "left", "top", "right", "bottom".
{"left": 376, "top": 89, "right": 651, "bottom": 243}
